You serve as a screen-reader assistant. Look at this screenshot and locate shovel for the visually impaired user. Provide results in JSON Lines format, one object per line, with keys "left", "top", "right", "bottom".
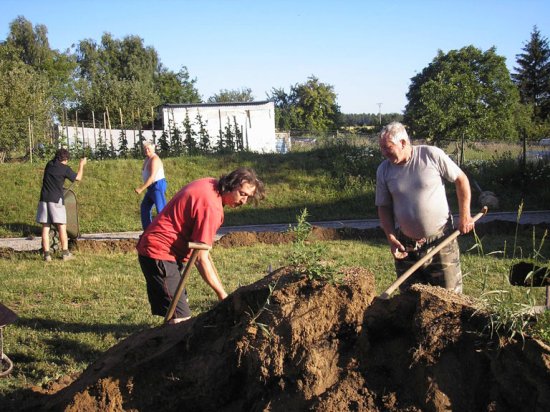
{"left": 379, "top": 206, "right": 488, "bottom": 300}
{"left": 164, "top": 242, "right": 212, "bottom": 323}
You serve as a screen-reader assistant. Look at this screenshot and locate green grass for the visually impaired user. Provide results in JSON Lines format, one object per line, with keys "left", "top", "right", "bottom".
{"left": 1, "top": 229, "right": 549, "bottom": 404}
{"left": 1, "top": 144, "right": 550, "bottom": 406}
{"left": 3, "top": 143, "right": 549, "bottom": 238}
{"left": 0, "top": 150, "right": 379, "bottom": 237}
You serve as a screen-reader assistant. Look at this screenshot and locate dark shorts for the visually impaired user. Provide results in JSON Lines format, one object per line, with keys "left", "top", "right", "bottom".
{"left": 395, "top": 219, "right": 462, "bottom": 293}
{"left": 138, "top": 255, "right": 191, "bottom": 319}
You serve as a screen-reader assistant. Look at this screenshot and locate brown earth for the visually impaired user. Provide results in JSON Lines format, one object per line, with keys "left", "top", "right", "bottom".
{"left": 30, "top": 267, "right": 550, "bottom": 412}
{"left": 3, "top": 221, "right": 550, "bottom": 411}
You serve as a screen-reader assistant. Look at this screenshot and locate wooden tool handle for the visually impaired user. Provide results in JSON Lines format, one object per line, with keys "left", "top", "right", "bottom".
{"left": 188, "top": 242, "right": 212, "bottom": 250}
{"left": 164, "top": 242, "right": 211, "bottom": 323}
{"left": 379, "top": 207, "right": 488, "bottom": 300}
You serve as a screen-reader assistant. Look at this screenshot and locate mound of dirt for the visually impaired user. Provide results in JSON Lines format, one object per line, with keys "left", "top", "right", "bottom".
{"left": 34, "top": 266, "right": 550, "bottom": 412}
{"left": 74, "top": 239, "right": 138, "bottom": 254}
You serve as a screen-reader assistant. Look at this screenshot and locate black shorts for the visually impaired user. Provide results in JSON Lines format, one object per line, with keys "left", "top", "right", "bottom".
{"left": 138, "top": 255, "right": 191, "bottom": 319}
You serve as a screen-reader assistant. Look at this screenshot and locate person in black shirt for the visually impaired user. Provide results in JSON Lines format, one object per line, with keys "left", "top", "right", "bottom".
{"left": 36, "top": 149, "right": 87, "bottom": 261}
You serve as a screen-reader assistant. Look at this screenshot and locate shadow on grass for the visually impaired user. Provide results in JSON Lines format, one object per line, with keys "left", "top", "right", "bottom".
{"left": 9, "top": 317, "right": 153, "bottom": 376}
{"left": 0, "top": 222, "right": 41, "bottom": 237}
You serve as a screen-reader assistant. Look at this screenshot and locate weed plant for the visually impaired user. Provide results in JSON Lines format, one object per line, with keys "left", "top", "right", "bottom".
{"left": 287, "top": 209, "right": 341, "bottom": 283}
{"left": 463, "top": 152, "right": 550, "bottom": 210}
{"left": 465, "top": 203, "right": 550, "bottom": 343}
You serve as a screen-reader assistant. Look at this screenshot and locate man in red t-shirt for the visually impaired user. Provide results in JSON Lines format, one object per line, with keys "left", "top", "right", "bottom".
{"left": 136, "top": 167, "right": 265, "bottom": 324}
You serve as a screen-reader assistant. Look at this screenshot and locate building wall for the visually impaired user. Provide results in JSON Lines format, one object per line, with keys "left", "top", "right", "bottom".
{"left": 161, "top": 101, "right": 278, "bottom": 153}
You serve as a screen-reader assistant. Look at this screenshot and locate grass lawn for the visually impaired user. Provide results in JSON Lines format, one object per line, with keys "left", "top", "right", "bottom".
{"left": 1, "top": 228, "right": 549, "bottom": 404}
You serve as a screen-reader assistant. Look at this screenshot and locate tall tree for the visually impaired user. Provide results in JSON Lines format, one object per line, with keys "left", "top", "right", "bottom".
{"left": 208, "top": 87, "right": 254, "bottom": 103}
{"left": 404, "top": 46, "right": 522, "bottom": 143}
{"left": 4, "top": 16, "right": 75, "bottom": 117}
{"left": 156, "top": 65, "right": 201, "bottom": 105}
{"left": 268, "top": 76, "right": 341, "bottom": 133}
{"left": 0, "top": 44, "right": 53, "bottom": 161}
{"left": 74, "top": 33, "right": 160, "bottom": 124}
{"left": 0, "top": 17, "right": 74, "bottom": 160}
{"left": 512, "top": 26, "right": 550, "bottom": 122}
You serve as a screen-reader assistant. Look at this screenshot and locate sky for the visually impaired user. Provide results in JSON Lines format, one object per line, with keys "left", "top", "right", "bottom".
{"left": 1, "top": 0, "right": 549, "bottom": 114}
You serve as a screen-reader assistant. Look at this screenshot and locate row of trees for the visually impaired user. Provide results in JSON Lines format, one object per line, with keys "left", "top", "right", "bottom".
{"left": 1, "top": 15, "right": 549, "bottom": 161}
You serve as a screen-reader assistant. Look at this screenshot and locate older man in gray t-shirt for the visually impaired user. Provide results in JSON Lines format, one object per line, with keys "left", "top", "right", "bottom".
{"left": 375, "top": 122, "right": 475, "bottom": 293}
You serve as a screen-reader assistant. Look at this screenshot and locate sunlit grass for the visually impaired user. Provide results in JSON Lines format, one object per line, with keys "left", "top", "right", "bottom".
{"left": 1, "top": 228, "right": 549, "bottom": 404}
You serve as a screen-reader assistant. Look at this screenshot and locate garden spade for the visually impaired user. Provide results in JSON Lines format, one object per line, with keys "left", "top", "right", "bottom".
{"left": 379, "top": 206, "right": 488, "bottom": 300}
{"left": 164, "top": 242, "right": 212, "bottom": 323}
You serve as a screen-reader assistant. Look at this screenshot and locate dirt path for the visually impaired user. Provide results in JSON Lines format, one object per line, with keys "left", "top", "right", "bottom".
{"left": 2, "top": 210, "right": 550, "bottom": 252}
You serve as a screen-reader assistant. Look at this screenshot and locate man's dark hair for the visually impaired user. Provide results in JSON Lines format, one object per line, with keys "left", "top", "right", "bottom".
{"left": 217, "top": 167, "right": 265, "bottom": 204}
{"left": 54, "top": 148, "right": 70, "bottom": 162}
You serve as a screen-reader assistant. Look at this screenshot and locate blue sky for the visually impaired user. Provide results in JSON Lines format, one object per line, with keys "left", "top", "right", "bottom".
{"left": 1, "top": 0, "right": 549, "bottom": 114}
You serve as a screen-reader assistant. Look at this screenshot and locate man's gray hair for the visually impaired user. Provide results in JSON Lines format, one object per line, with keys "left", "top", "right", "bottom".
{"left": 380, "top": 121, "right": 409, "bottom": 144}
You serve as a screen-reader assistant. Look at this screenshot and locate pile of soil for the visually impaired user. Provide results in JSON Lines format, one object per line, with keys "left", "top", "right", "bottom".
{"left": 34, "top": 265, "right": 549, "bottom": 411}
{"left": 3, "top": 221, "right": 550, "bottom": 411}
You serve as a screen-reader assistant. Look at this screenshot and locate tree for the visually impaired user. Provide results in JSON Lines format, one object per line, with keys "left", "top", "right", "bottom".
{"left": 404, "top": 46, "right": 522, "bottom": 143}
{"left": 156, "top": 65, "right": 201, "bottom": 105}
{"left": 195, "top": 112, "right": 211, "bottom": 153}
{"left": 5, "top": 17, "right": 76, "bottom": 113}
{"left": 182, "top": 109, "right": 197, "bottom": 153}
{"left": 75, "top": 34, "right": 201, "bottom": 126}
{"left": 268, "top": 76, "right": 341, "bottom": 133}
{"left": 74, "top": 33, "right": 160, "bottom": 125}
{"left": 208, "top": 87, "right": 254, "bottom": 103}
{"left": 0, "top": 42, "right": 54, "bottom": 161}
{"left": 512, "top": 26, "right": 550, "bottom": 122}
{"left": 0, "top": 17, "right": 76, "bottom": 160}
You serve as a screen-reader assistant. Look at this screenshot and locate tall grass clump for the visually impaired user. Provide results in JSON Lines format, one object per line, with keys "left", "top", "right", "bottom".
{"left": 466, "top": 202, "right": 550, "bottom": 343}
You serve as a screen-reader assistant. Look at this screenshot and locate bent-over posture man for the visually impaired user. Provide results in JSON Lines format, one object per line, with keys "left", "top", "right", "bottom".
{"left": 376, "top": 122, "right": 475, "bottom": 293}
{"left": 136, "top": 167, "right": 265, "bottom": 324}
{"left": 134, "top": 140, "right": 167, "bottom": 230}
{"left": 36, "top": 148, "right": 86, "bottom": 261}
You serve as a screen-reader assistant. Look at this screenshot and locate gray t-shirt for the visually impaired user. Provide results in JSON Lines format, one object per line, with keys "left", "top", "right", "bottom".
{"left": 375, "top": 145, "right": 462, "bottom": 239}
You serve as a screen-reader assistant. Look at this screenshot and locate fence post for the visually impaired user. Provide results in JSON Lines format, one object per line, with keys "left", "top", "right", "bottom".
{"left": 28, "top": 117, "right": 33, "bottom": 163}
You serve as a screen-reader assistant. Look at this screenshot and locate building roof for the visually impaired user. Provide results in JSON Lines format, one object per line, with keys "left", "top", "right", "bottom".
{"left": 160, "top": 100, "right": 272, "bottom": 109}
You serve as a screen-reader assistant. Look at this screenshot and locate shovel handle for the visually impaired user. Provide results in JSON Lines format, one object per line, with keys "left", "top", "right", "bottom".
{"left": 379, "top": 207, "right": 488, "bottom": 300}
{"left": 164, "top": 242, "right": 211, "bottom": 323}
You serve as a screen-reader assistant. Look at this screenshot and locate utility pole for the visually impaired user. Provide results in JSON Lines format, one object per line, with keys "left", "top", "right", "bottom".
{"left": 376, "top": 103, "right": 382, "bottom": 125}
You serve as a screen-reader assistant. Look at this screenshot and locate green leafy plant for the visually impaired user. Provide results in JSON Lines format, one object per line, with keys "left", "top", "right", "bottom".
{"left": 287, "top": 208, "right": 341, "bottom": 283}
{"left": 244, "top": 280, "right": 278, "bottom": 338}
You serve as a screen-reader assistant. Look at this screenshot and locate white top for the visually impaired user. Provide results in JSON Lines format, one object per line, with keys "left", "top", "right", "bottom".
{"left": 142, "top": 154, "right": 165, "bottom": 183}
{"left": 375, "top": 145, "right": 462, "bottom": 239}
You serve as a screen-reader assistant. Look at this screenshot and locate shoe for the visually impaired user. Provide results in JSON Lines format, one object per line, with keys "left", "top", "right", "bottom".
{"left": 62, "top": 252, "right": 75, "bottom": 261}
{"left": 44, "top": 254, "right": 52, "bottom": 262}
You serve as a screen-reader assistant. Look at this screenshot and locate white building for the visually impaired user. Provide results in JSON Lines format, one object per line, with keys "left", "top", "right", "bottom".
{"left": 161, "top": 100, "right": 284, "bottom": 153}
{"left": 61, "top": 100, "right": 289, "bottom": 154}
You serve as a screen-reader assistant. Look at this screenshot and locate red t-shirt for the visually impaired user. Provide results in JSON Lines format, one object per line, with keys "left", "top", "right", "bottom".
{"left": 136, "top": 178, "right": 224, "bottom": 262}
